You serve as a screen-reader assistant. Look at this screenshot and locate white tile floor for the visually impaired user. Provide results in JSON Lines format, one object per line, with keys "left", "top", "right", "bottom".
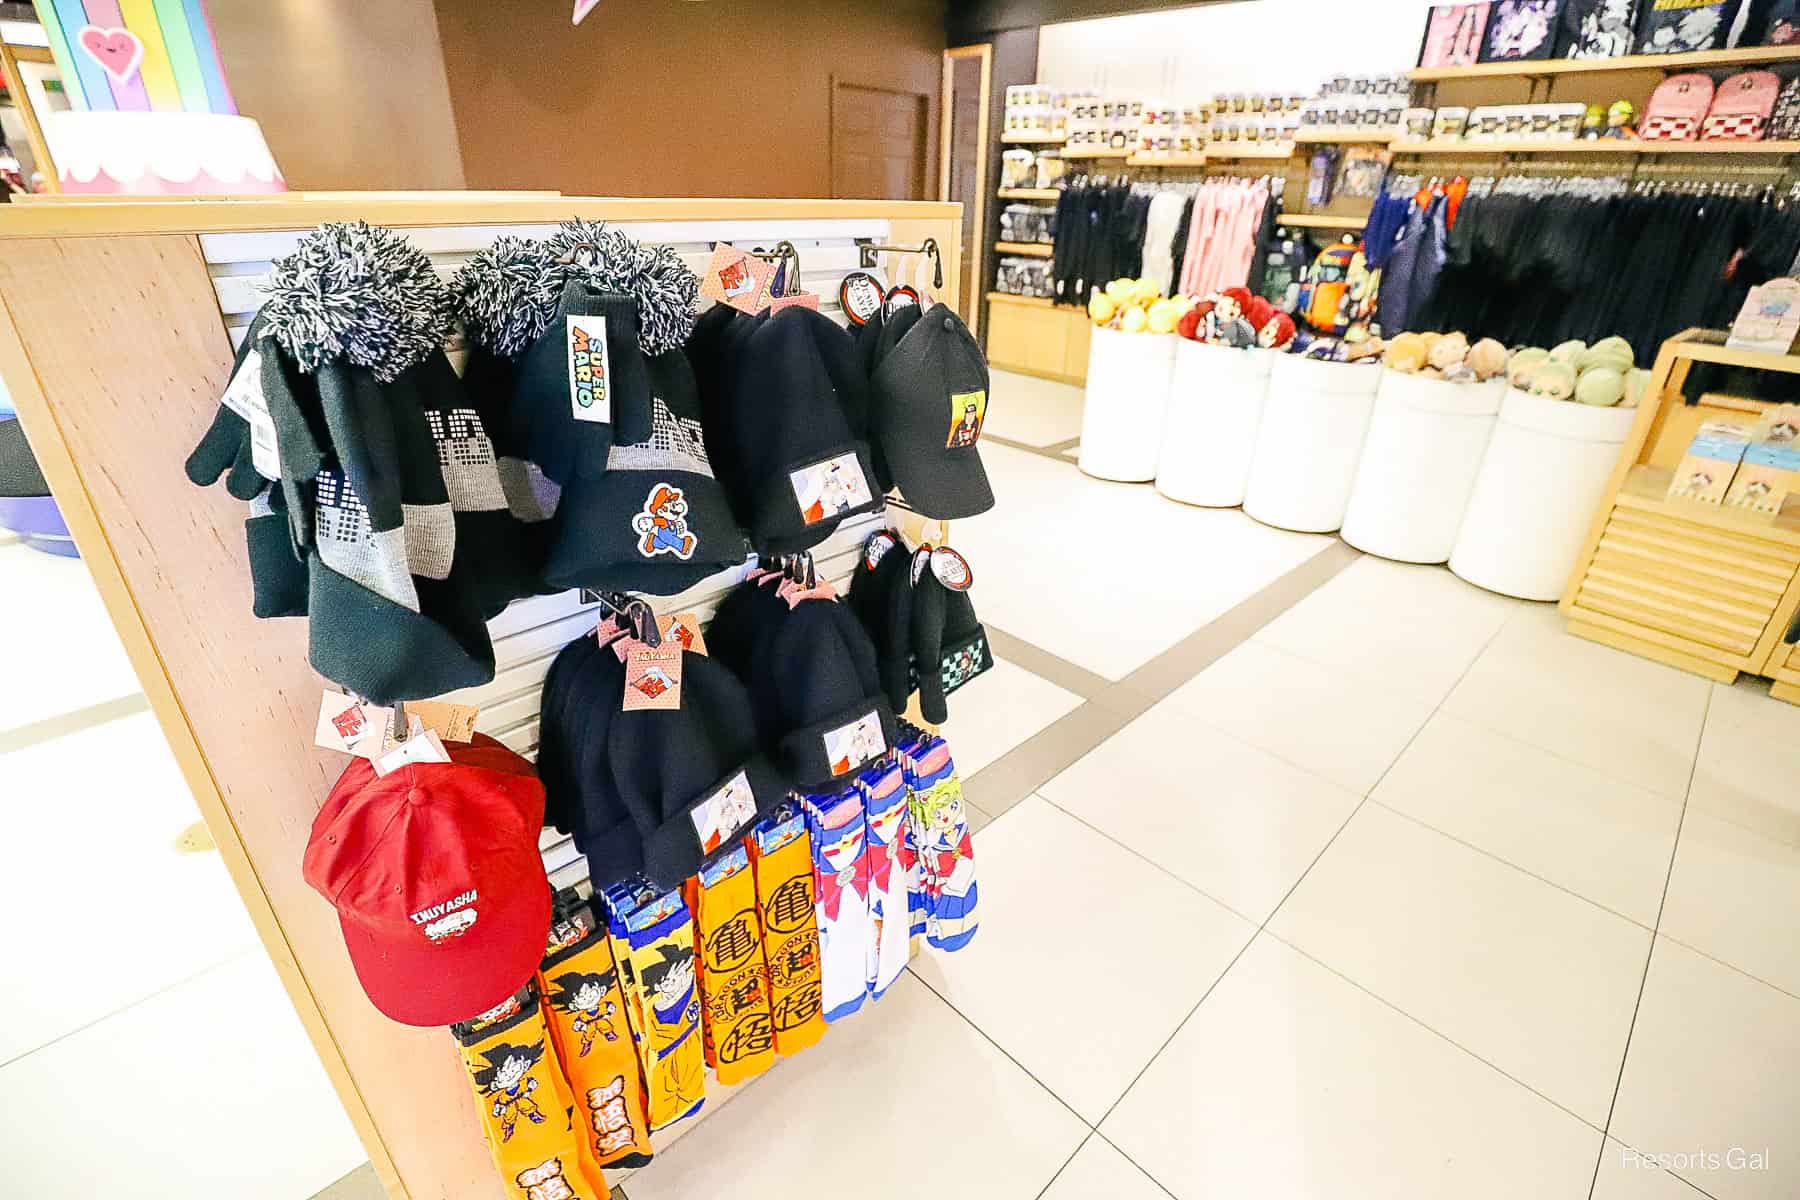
{"left": 7, "top": 366, "right": 1800, "bottom": 1200}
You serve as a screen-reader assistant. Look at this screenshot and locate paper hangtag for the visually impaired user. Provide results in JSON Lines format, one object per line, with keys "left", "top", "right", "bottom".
{"left": 864, "top": 530, "right": 899, "bottom": 570}
{"left": 700, "top": 246, "right": 777, "bottom": 315}
{"left": 911, "top": 545, "right": 933, "bottom": 587}
{"left": 771, "top": 290, "right": 820, "bottom": 313}
{"left": 778, "top": 577, "right": 838, "bottom": 609}
{"left": 822, "top": 709, "right": 887, "bottom": 778}
{"left": 656, "top": 612, "right": 708, "bottom": 657}
{"left": 372, "top": 729, "right": 452, "bottom": 777}
{"left": 566, "top": 314, "right": 613, "bottom": 424}
{"left": 884, "top": 284, "right": 921, "bottom": 317}
{"left": 315, "top": 690, "right": 393, "bottom": 758}
{"left": 220, "top": 348, "right": 281, "bottom": 480}
{"left": 406, "top": 700, "right": 481, "bottom": 744}
{"left": 931, "top": 546, "right": 973, "bottom": 590}
{"left": 623, "top": 643, "right": 684, "bottom": 711}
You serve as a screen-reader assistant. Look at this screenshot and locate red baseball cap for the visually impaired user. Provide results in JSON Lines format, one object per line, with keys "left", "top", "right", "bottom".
{"left": 303, "top": 733, "right": 552, "bottom": 1027}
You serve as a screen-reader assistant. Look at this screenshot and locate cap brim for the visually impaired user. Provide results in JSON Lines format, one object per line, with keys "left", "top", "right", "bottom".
{"left": 887, "top": 444, "right": 995, "bottom": 521}
{"left": 339, "top": 866, "right": 551, "bottom": 1028}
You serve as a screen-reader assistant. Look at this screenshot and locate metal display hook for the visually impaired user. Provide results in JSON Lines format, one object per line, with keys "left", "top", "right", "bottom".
{"left": 859, "top": 236, "right": 944, "bottom": 290}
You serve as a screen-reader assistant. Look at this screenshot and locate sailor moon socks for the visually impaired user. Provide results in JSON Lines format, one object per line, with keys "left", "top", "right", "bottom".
{"left": 603, "top": 884, "right": 705, "bottom": 1130}
{"left": 802, "top": 786, "right": 872, "bottom": 1023}
{"left": 454, "top": 993, "right": 609, "bottom": 1200}
{"left": 747, "top": 807, "right": 827, "bottom": 1054}
{"left": 688, "top": 844, "right": 777, "bottom": 1085}
{"left": 537, "top": 904, "right": 654, "bottom": 1171}
{"left": 901, "top": 735, "right": 981, "bottom": 952}
{"left": 855, "top": 760, "right": 911, "bottom": 1000}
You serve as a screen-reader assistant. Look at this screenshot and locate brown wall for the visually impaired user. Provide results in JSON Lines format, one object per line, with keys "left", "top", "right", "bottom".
{"left": 433, "top": 0, "right": 946, "bottom": 198}
{"left": 210, "top": 0, "right": 466, "bottom": 191}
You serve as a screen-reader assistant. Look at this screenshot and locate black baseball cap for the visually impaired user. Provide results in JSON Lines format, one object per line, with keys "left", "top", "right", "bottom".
{"left": 872, "top": 304, "right": 995, "bottom": 520}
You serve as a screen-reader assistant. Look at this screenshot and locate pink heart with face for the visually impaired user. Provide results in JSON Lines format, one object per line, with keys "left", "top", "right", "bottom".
{"left": 78, "top": 25, "right": 145, "bottom": 84}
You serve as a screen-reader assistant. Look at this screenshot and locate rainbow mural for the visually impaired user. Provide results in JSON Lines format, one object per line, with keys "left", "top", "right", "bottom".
{"left": 31, "top": 0, "right": 236, "bottom": 115}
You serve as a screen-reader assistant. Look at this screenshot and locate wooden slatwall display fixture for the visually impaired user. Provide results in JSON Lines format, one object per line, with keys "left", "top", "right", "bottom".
{"left": 1560, "top": 330, "right": 1800, "bottom": 693}
{"left": 0, "top": 194, "right": 964, "bottom": 1200}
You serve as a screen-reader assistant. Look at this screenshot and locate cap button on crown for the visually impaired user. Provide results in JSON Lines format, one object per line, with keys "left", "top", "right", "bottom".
{"left": 943, "top": 316, "right": 955, "bottom": 330}
{"left": 406, "top": 787, "right": 427, "bottom": 805}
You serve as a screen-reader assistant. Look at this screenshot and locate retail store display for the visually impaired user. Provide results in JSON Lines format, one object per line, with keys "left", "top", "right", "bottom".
{"left": 1004, "top": 84, "right": 1070, "bottom": 139}
{"left": 867, "top": 304, "right": 996, "bottom": 519}
{"left": 1419, "top": 3, "right": 1494, "bottom": 67}
{"left": 999, "top": 203, "right": 1055, "bottom": 245}
{"left": 1243, "top": 354, "right": 1384, "bottom": 533}
{"left": 1637, "top": 0, "right": 1734, "bottom": 52}
{"left": 1484, "top": 0, "right": 1561, "bottom": 60}
{"left": 1562, "top": 0, "right": 1641, "bottom": 57}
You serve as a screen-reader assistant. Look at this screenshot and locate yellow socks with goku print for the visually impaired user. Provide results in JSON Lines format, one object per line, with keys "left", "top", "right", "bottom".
{"left": 453, "top": 991, "right": 609, "bottom": 1200}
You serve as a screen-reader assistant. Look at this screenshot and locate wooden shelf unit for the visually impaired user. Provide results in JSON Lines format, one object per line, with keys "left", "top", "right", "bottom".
{"left": 1295, "top": 129, "right": 1400, "bottom": 143}
{"left": 997, "top": 187, "right": 1062, "bottom": 201}
{"left": 1561, "top": 330, "right": 1800, "bottom": 696}
{"left": 1125, "top": 153, "right": 1210, "bottom": 167}
{"left": 1059, "top": 146, "right": 1134, "bottom": 160}
{"left": 985, "top": 290, "right": 1091, "bottom": 384}
{"left": 1394, "top": 138, "right": 1800, "bottom": 155}
{"left": 1278, "top": 212, "right": 1370, "bottom": 230}
{"left": 995, "top": 240, "right": 1053, "bottom": 257}
{"left": 1002, "top": 131, "right": 1067, "bottom": 144}
{"left": 1204, "top": 142, "right": 1296, "bottom": 159}
{"left": 1410, "top": 42, "right": 1800, "bottom": 82}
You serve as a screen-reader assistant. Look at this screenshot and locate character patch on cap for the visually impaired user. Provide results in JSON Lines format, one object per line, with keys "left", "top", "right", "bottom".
{"left": 632, "top": 483, "right": 697, "bottom": 560}
{"left": 790, "top": 452, "right": 874, "bottom": 525}
{"left": 946, "top": 389, "right": 987, "bottom": 449}
{"left": 823, "top": 709, "right": 887, "bottom": 777}
{"left": 412, "top": 889, "right": 480, "bottom": 943}
{"left": 690, "top": 769, "right": 758, "bottom": 854}
{"left": 567, "top": 315, "right": 612, "bottom": 424}
{"left": 940, "top": 631, "right": 994, "bottom": 695}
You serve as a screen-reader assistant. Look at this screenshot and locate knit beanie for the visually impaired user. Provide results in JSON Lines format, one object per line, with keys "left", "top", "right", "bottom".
{"left": 541, "top": 347, "right": 748, "bottom": 594}
{"left": 537, "top": 628, "right": 626, "bottom": 851}
{"left": 597, "top": 649, "right": 787, "bottom": 889}
{"left": 910, "top": 546, "right": 993, "bottom": 725}
{"left": 707, "top": 582, "right": 896, "bottom": 790}
{"left": 461, "top": 220, "right": 700, "bottom": 486}
{"left": 706, "top": 307, "right": 884, "bottom": 556}
{"left": 845, "top": 530, "right": 915, "bottom": 712}
{"left": 192, "top": 221, "right": 496, "bottom": 703}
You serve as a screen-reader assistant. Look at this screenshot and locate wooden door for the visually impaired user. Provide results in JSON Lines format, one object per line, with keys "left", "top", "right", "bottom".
{"left": 940, "top": 45, "right": 991, "bottom": 335}
{"left": 831, "top": 79, "right": 928, "bottom": 200}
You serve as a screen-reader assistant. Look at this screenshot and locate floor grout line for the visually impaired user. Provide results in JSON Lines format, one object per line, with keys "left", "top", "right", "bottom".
{"left": 983, "top": 433, "right": 1084, "bottom": 463}
{"left": 1030, "top": 1130, "right": 1095, "bottom": 1200}
{"left": 1090, "top": 1130, "right": 1184, "bottom": 1200}
{"left": 0, "top": 691, "right": 151, "bottom": 755}
{"left": 1586, "top": 684, "right": 1714, "bottom": 1200}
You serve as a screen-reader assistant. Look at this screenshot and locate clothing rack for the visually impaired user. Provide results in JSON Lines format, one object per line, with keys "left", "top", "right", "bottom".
{"left": 0, "top": 193, "right": 966, "bottom": 1200}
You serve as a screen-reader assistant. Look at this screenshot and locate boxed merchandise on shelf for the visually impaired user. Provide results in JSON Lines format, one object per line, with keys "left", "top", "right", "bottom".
{"left": 995, "top": 255, "right": 1054, "bottom": 299}
{"left": 998, "top": 203, "right": 1055, "bottom": 245}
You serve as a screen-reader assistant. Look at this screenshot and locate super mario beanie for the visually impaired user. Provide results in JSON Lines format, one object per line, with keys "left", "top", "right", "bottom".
{"left": 845, "top": 530, "right": 915, "bottom": 713}
{"left": 542, "top": 348, "right": 748, "bottom": 595}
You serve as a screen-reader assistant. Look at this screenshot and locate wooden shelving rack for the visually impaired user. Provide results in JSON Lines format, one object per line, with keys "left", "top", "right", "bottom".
{"left": 1561, "top": 330, "right": 1800, "bottom": 699}
{"left": 1410, "top": 42, "right": 1800, "bottom": 82}
{"left": 994, "top": 240, "right": 1053, "bottom": 257}
{"left": 997, "top": 187, "right": 1062, "bottom": 201}
{"left": 1002, "top": 131, "right": 1067, "bottom": 144}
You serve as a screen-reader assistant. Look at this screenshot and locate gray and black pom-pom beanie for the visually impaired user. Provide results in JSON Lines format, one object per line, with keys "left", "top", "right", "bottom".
{"left": 213, "top": 221, "right": 496, "bottom": 702}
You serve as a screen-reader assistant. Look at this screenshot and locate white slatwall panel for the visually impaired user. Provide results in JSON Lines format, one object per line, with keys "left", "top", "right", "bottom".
{"left": 199, "top": 216, "right": 897, "bottom": 894}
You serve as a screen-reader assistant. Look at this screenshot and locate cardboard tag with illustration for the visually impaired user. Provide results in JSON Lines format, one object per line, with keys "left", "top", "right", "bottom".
{"left": 700, "top": 246, "right": 776, "bottom": 315}
{"left": 623, "top": 643, "right": 685, "bottom": 712}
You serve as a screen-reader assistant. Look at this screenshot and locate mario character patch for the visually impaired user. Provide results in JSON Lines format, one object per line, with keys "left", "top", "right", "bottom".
{"left": 690, "top": 770, "right": 758, "bottom": 855}
{"left": 789, "top": 452, "right": 873, "bottom": 525}
{"left": 946, "top": 389, "right": 987, "bottom": 449}
{"left": 823, "top": 710, "right": 887, "bottom": 777}
{"left": 566, "top": 315, "right": 612, "bottom": 424}
{"left": 632, "top": 483, "right": 697, "bottom": 560}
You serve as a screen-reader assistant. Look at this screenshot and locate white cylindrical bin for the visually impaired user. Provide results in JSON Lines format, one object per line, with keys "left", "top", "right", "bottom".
{"left": 1079, "top": 327, "right": 1177, "bottom": 483}
{"left": 1156, "top": 341, "right": 1275, "bottom": 507}
{"left": 1340, "top": 370, "right": 1505, "bottom": 563}
{"left": 1242, "top": 355, "right": 1382, "bottom": 533}
{"left": 1450, "top": 388, "right": 1638, "bottom": 601}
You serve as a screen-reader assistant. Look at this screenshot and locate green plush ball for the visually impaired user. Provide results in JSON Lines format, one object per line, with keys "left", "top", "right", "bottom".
{"left": 1575, "top": 366, "right": 1625, "bottom": 407}
{"left": 1549, "top": 339, "right": 1587, "bottom": 364}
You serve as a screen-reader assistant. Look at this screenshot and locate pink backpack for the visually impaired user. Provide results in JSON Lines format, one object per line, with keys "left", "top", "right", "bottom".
{"left": 1641, "top": 74, "right": 1715, "bottom": 142}
{"left": 1702, "top": 71, "right": 1782, "bottom": 141}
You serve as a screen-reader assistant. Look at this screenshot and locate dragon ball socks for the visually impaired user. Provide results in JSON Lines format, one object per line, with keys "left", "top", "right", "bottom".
{"left": 802, "top": 786, "right": 872, "bottom": 1023}
{"left": 536, "top": 905, "right": 654, "bottom": 1172}
{"left": 688, "top": 843, "right": 777, "bottom": 1086}
{"left": 454, "top": 993, "right": 610, "bottom": 1200}
{"left": 856, "top": 760, "right": 911, "bottom": 1000}
{"left": 603, "top": 884, "right": 705, "bottom": 1130}
{"left": 748, "top": 807, "right": 828, "bottom": 1054}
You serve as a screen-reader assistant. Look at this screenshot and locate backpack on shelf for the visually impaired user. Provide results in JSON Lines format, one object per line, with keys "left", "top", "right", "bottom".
{"left": 1701, "top": 71, "right": 1782, "bottom": 141}
{"left": 1640, "top": 73, "right": 1715, "bottom": 141}
{"left": 1770, "top": 77, "right": 1800, "bottom": 142}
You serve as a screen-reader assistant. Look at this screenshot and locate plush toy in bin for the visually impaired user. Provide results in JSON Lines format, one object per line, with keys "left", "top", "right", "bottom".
{"left": 1172, "top": 287, "right": 1296, "bottom": 351}
{"left": 1382, "top": 330, "right": 1513, "bottom": 385}
{"left": 1088, "top": 277, "right": 1183, "bottom": 334}
{"left": 1504, "top": 335, "right": 1645, "bottom": 406}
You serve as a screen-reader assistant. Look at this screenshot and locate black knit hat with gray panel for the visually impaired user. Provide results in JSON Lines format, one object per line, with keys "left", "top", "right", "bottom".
{"left": 187, "top": 221, "right": 497, "bottom": 703}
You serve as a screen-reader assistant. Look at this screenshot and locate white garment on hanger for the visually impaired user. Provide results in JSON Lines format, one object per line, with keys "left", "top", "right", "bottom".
{"left": 1142, "top": 191, "right": 1187, "bottom": 297}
